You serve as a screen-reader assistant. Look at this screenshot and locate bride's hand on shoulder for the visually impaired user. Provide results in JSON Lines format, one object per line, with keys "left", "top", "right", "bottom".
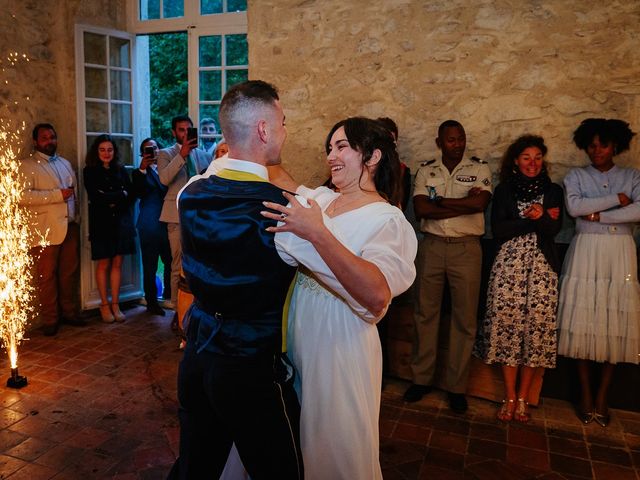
{"left": 262, "top": 191, "right": 326, "bottom": 242}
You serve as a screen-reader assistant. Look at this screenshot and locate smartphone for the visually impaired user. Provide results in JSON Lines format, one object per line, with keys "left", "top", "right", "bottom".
{"left": 143, "top": 145, "right": 156, "bottom": 159}
{"left": 187, "top": 127, "right": 198, "bottom": 143}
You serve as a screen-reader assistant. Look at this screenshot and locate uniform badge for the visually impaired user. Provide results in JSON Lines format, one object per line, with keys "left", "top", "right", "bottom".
{"left": 420, "top": 159, "right": 436, "bottom": 167}
{"left": 456, "top": 175, "right": 476, "bottom": 182}
{"left": 470, "top": 156, "right": 487, "bottom": 164}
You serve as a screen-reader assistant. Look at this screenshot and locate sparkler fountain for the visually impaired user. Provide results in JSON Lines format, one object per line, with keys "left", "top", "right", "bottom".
{"left": 0, "top": 52, "right": 36, "bottom": 388}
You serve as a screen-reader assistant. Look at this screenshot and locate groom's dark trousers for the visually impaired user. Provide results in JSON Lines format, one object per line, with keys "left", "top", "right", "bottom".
{"left": 168, "top": 170, "right": 303, "bottom": 480}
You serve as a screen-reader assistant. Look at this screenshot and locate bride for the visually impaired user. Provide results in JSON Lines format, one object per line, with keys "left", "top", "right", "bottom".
{"left": 263, "top": 117, "right": 417, "bottom": 479}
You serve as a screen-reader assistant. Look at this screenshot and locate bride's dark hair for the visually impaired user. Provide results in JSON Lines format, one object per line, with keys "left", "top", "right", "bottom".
{"left": 325, "top": 117, "right": 401, "bottom": 206}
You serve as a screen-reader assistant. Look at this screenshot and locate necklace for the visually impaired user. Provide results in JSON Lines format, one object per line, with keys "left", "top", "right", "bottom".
{"left": 327, "top": 191, "right": 380, "bottom": 217}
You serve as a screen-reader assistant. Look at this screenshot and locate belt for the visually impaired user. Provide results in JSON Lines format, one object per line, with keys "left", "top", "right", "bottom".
{"left": 423, "top": 232, "right": 480, "bottom": 243}
{"left": 576, "top": 222, "right": 633, "bottom": 235}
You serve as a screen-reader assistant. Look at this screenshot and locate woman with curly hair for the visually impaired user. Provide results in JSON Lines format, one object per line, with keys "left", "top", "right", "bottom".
{"left": 558, "top": 118, "right": 640, "bottom": 427}
{"left": 474, "top": 135, "right": 563, "bottom": 423}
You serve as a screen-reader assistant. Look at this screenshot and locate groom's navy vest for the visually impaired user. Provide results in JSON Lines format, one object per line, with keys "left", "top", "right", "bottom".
{"left": 179, "top": 172, "right": 295, "bottom": 357}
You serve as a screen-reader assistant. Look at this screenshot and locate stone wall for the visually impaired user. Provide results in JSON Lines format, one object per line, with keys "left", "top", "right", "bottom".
{"left": 246, "top": 0, "right": 640, "bottom": 400}
{"left": 248, "top": 0, "right": 640, "bottom": 190}
{"left": 0, "top": 0, "right": 126, "bottom": 164}
{"left": 3, "top": 0, "right": 638, "bottom": 181}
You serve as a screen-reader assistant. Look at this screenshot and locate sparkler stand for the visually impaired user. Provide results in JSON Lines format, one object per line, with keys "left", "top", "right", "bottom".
{"left": 7, "top": 367, "right": 27, "bottom": 388}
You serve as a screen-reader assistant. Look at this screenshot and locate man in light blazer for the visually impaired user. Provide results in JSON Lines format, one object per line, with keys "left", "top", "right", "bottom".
{"left": 157, "top": 115, "right": 212, "bottom": 309}
{"left": 19, "top": 123, "right": 84, "bottom": 336}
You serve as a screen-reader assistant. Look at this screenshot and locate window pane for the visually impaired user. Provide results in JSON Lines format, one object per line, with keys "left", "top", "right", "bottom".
{"left": 226, "top": 34, "right": 248, "bottom": 66}
{"left": 199, "top": 36, "right": 221, "bottom": 67}
{"left": 110, "top": 70, "right": 131, "bottom": 101}
{"left": 227, "top": 0, "right": 247, "bottom": 12}
{"left": 109, "top": 37, "right": 130, "bottom": 68}
{"left": 201, "top": 0, "right": 222, "bottom": 14}
{"left": 140, "top": 0, "right": 160, "bottom": 19}
{"left": 112, "top": 137, "right": 133, "bottom": 166}
{"left": 84, "top": 32, "right": 106, "bottom": 65}
{"left": 226, "top": 69, "right": 248, "bottom": 89}
{"left": 85, "top": 67, "right": 108, "bottom": 99}
{"left": 149, "top": 32, "right": 188, "bottom": 148}
{"left": 111, "top": 104, "right": 133, "bottom": 134}
{"left": 198, "top": 115, "right": 218, "bottom": 152}
{"left": 164, "top": 0, "right": 184, "bottom": 18}
{"left": 200, "top": 104, "right": 221, "bottom": 140}
{"left": 200, "top": 71, "right": 222, "bottom": 101}
{"left": 85, "top": 102, "right": 109, "bottom": 132}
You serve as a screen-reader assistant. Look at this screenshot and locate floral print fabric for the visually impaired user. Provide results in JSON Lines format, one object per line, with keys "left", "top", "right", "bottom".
{"left": 474, "top": 196, "right": 558, "bottom": 368}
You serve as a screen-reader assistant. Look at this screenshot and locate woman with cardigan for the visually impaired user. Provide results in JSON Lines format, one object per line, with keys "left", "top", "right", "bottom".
{"left": 557, "top": 118, "right": 639, "bottom": 427}
{"left": 474, "top": 135, "right": 563, "bottom": 423}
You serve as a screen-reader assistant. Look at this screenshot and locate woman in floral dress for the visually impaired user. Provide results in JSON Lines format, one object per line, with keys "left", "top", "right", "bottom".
{"left": 475, "top": 135, "right": 563, "bottom": 422}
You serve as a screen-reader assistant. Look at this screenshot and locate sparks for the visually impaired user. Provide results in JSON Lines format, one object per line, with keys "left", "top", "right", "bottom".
{"left": 0, "top": 52, "right": 38, "bottom": 373}
{"left": 0, "top": 121, "right": 34, "bottom": 369}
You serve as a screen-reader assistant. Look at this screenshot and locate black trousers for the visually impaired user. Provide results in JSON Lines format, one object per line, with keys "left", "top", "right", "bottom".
{"left": 168, "top": 324, "right": 303, "bottom": 479}
{"left": 140, "top": 232, "right": 172, "bottom": 304}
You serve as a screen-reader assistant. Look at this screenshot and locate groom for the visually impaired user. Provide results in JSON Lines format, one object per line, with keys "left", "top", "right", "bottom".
{"left": 168, "top": 80, "right": 303, "bottom": 479}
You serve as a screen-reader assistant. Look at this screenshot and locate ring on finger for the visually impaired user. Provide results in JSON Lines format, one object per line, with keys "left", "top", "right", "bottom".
{"left": 280, "top": 213, "right": 287, "bottom": 220}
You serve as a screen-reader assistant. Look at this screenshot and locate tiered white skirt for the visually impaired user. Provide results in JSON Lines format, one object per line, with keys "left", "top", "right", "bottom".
{"left": 557, "top": 233, "right": 640, "bottom": 364}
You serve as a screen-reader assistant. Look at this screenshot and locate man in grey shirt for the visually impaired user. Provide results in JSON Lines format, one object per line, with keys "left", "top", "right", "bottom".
{"left": 157, "top": 115, "right": 212, "bottom": 309}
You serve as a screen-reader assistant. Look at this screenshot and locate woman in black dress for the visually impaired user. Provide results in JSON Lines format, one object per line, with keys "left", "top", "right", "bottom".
{"left": 84, "top": 134, "right": 136, "bottom": 323}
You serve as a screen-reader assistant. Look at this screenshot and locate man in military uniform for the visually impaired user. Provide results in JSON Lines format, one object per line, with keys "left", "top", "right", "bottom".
{"left": 404, "top": 120, "right": 492, "bottom": 413}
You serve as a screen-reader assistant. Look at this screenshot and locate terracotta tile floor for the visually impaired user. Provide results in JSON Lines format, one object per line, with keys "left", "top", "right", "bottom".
{"left": 0, "top": 305, "right": 639, "bottom": 479}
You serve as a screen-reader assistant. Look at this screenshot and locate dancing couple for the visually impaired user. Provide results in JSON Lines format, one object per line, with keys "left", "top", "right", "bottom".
{"left": 169, "top": 80, "right": 417, "bottom": 480}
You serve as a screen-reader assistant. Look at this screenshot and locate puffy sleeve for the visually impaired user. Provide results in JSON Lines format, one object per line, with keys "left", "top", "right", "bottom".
{"left": 274, "top": 184, "right": 339, "bottom": 268}
{"left": 295, "top": 184, "right": 337, "bottom": 206}
{"left": 360, "top": 214, "right": 417, "bottom": 298}
{"left": 275, "top": 204, "right": 417, "bottom": 323}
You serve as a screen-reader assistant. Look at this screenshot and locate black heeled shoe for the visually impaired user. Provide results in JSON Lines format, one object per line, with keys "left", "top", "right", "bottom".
{"left": 594, "top": 411, "right": 610, "bottom": 427}
{"left": 575, "top": 407, "right": 594, "bottom": 425}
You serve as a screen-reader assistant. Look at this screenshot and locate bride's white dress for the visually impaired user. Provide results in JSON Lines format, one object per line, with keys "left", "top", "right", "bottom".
{"left": 276, "top": 186, "right": 417, "bottom": 480}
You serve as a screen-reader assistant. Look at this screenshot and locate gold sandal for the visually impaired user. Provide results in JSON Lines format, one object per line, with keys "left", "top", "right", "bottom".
{"left": 514, "top": 398, "right": 530, "bottom": 423}
{"left": 497, "top": 399, "right": 516, "bottom": 422}
{"left": 111, "top": 303, "right": 126, "bottom": 322}
{"left": 99, "top": 303, "right": 114, "bottom": 323}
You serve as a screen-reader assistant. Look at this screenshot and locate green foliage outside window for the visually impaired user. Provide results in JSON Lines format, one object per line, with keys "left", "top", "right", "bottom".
{"left": 149, "top": 32, "right": 188, "bottom": 147}
{"left": 201, "top": 0, "right": 247, "bottom": 15}
{"left": 147, "top": 31, "right": 247, "bottom": 147}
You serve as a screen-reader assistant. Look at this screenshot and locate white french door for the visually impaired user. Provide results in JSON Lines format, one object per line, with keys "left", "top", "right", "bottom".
{"left": 75, "top": 25, "right": 143, "bottom": 310}
{"left": 188, "top": 27, "right": 248, "bottom": 143}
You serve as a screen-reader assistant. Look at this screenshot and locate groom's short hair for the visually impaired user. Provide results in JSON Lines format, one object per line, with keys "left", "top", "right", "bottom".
{"left": 219, "top": 80, "right": 280, "bottom": 147}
